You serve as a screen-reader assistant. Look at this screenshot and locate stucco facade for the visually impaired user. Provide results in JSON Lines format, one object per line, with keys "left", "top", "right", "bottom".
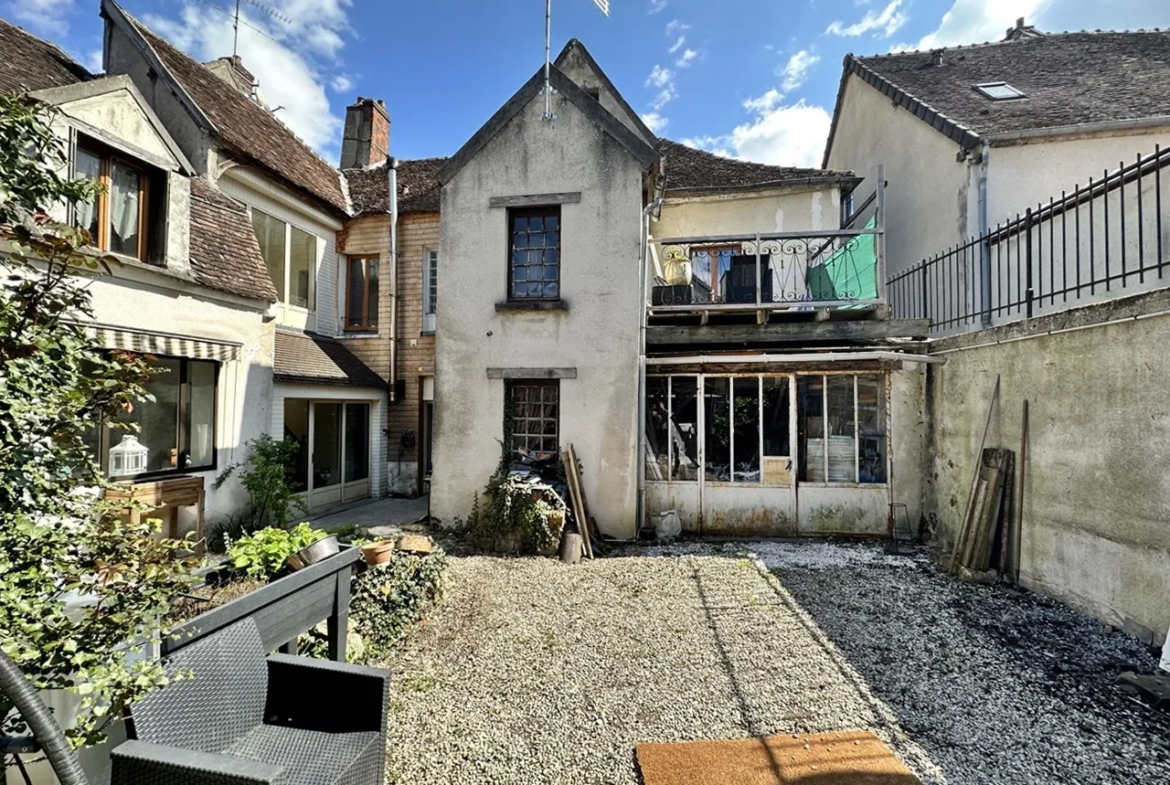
{"left": 431, "top": 85, "right": 649, "bottom": 537}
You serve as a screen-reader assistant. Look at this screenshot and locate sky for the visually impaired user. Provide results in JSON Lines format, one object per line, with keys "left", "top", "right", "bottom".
{"left": 6, "top": 0, "right": 1170, "bottom": 169}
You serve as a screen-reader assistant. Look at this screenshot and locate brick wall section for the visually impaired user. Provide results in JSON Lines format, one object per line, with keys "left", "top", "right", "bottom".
{"left": 337, "top": 212, "right": 437, "bottom": 477}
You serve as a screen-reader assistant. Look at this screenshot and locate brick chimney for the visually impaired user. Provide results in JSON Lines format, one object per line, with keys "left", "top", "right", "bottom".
{"left": 340, "top": 98, "right": 390, "bottom": 169}
{"left": 204, "top": 56, "right": 257, "bottom": 100}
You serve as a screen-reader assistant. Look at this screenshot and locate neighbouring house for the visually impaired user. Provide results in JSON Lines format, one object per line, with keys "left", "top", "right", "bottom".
{"left": 101, "top": 0, "right": 392, "bottom": 510}
{"left": 342, "top": 135, "right": 445, "bottom": 497}
{"left": 431, "top": 38, "right": 931, "bottom": 538}
{"left": 823, "top": 19, "right": 1170, "bottom": 287}
{"left": 0, "top": 16, "right": 277, "bottom": 527}
{"left": 826, "top": 21, "right": 1170, "bottom": 644}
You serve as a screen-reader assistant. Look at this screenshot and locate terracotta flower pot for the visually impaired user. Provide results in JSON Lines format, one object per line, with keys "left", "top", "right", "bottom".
{"left": 360, "top": 539, "right": 395, "bottom": 566}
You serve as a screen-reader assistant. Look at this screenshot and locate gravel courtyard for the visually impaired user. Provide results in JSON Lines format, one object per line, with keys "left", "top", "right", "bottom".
{"left": 384, "top": 541, "right": 1170, "bottom": 785}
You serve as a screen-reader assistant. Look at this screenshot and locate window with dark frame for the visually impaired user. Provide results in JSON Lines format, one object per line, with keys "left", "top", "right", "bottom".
{"left": 91, "top": 356, "right": 219, "bottom": 478}
{"left": 74, "top": 142, "right": 151, "bottom": 262}
{"left": 422, "top": 249, "right": 438, "bottom": 333}
{"left": 508, "top": 380, "right": 559, "bottom": 456}
{"left": 508, "top": 207, "right": 560, "bottom": 301}
{"left": 345, "top": 255, "right": 379, "bottom": 330}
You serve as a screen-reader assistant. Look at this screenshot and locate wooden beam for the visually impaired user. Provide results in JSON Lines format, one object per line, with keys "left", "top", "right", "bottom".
{"left": 486, "top": 367, "right": 578, "bottom": 379}
{"left": 645, "top": 319, "right": 931, "bottom": 345}
{"left": 489, "top": 192, "right": 582, "bottom": 208}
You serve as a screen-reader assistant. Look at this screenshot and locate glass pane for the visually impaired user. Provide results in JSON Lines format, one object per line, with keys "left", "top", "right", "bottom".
{"left": 344, "top": 403, "right": 370, "bottom": 482}
{"left": 762, "top": 377, "right": 790, "bottom": 456}
{"left": 826, "top": 375, "right": 856, "bottom": 482}
{"left": 368, "top": 259, "right": 379, "bottom": 327}
{"left": 108, "top": 162, "right": 141, "bottom": 257}
{"left": 347, "top": 258, "right": 366, "bottom": 327}
{"left": 75, "top": 149, "right": 101, "bottom": 244}
{"left": 252, "top": 210, "right": 287, "bottom": 302}
{"left": 703, "top": 377, "right": 730, "bottom": 482}
{"left": 313, "top": 402, "right": 342, "bottom": 488}
{"left": 857, "top": 375, "right": 887, "bottom": 483}
{"left": 733, "top": 377, "right": 760, "bottom": 482}
{"left": 425, "top": 251, "right": 437, "bottom": 315}
{"left": 185, "top": 361, "right": 216, "bottom": 468}
{"left": 509, "top": 382, "right": 558, "bottom": 456}
{"left": 797, "top": 376, "right": 824, "bottom": 482}
{"left": 283, "top": 399, "right": 310, "bottom": 493}
{"left": 109, "top": 357, "right": 180, "bottom": 475}
{"left": 670, "top": 377, "right": 699, "bottom": 481}
{"left": 645, "top": 377, "right": 669, "bottom": 480}
{"left": 289, "top": 226, "right": 317, "bottom": 310}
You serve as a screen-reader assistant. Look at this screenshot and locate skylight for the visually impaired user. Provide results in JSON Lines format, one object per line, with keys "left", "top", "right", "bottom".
{"left": 975, "top": 82, "right": 1026, "bottom": 101}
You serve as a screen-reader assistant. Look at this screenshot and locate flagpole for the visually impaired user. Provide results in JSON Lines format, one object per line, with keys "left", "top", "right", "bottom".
{"left": 543, "top": 0, "right": 553, "bottom": 120}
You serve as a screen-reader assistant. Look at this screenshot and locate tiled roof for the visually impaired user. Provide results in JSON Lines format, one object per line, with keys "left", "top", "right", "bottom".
{"left": 273, "top": 330, "right": 386, "bottom": 388}
{"left": 342, "top": 157, "right": 447, "bottom": 217}
{"left": 659, "top": 139, "right": 856, "bottom": 194}
{"left": 127, "top": 16, "right": 348, "bottom": 215}
{"left": 851, "top": 30, "right": 1170, "bottom": 142}
{"left": 0, "top": 17, "right": 91, "bottom": 93}
{"left": 188, "top": 178, "right": 277, "bottom": 303}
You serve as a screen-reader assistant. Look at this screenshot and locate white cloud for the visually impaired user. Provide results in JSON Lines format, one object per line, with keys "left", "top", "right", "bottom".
{"left": 912, "top": 0, "right": 1170, "bottom": 51}
{"left": 649, "top": 0, "right": 667, "bottom": 14}
{"left": 646, "top": 64, "right": 673, "bottom": 88}
{"left": 141, "top": 0, "right": 353, "bottom": 155}
{"left": 641, "top": 112, "right": 669, "bottom": 133}
{"left": 651, "top": 87, "right": 676, "bottom": 111}
{"left": 84, "top": 49, "right": 104, "bottom": 74}
{"left": 675, "top": 48, "right": 698, "bottom": 68}
{"left": 779, "top": 49, "right": 819, "bottom": 91}
{"left": 7, "top": 0, "right": 75, "bottom": 33}
{"left": 664, "top": 19, "right": 689, "bottom": 36}
{"left": 825, "top": 0, "right": 908, "bottom": 38}
{"left": 330, "top": 74, "right": 353, "bottom": 93}
{"left": 668, "top": 36, "right": 686, "bottom": 53}
{"left": 691, "top": 100, "right": 832, "bottom": 167}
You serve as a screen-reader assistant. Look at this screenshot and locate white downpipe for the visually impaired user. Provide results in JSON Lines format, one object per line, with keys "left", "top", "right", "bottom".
{"left": 636, "top": 197, "right": 663, "bottom": 536}
{"left": 978, "top": 139, "right": 992, "bottom": 327}
{"left": 388, "top": 158, "right": 399, "bottom": 400}
{"left": 647, "top": 351, "right": 946, "bottom": 366}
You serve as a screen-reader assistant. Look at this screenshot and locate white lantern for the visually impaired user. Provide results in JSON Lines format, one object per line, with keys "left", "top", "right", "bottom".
{"left": 109, "top": 434, "right": 149, "bottom": 476}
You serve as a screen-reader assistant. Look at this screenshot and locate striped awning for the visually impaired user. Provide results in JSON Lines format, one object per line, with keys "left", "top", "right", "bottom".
{"left": 86, "top": 323, "right": 241, "bottom": 363}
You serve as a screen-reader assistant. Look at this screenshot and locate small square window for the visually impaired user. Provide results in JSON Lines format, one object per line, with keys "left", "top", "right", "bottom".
{"left": 507, "top": 380, "right": 559, "bottom": 456}
{"left": 974, "top": 82, "right": 1026, "bottom": 101}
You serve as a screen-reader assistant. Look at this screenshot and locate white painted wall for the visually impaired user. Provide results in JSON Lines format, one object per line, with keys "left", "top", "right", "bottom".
{"left": 432, "top": 90, "right": 647, "bottom": 538}
{"left": 826, "top": 74, "right": 971, "bottom": 277}
{"left": 218, "top": 170, "right": 341, "bottom": 336}
{"left": 655, "top": 185, "right": 841, "bottom": 240}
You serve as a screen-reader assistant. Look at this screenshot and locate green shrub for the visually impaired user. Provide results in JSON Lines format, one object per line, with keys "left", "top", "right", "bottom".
{"left": 300, "top": 549, "right": 449, "bottom": 662}
{"left": 225, "top": 523, "right": 324, "bottom": 580}
{"left": 213, "top": 435, "right": 308, "bottom": 536}
{"left": 462, "top": 474, "right": 565, "bottom": 554}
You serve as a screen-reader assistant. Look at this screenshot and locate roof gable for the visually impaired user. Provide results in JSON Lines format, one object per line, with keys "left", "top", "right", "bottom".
{"left": 30, "top": 76, "right": 194, "bottom": 175}
{"left": 0, "top": 17, "right": 91, "bottom": 94}
{"left": 553, "top": 39, "right": 658, "bottom": 150}
{"left": 438, "top": 62, "right": 658, "bottom": 186}
{"left": 825, "top": 29, "right": 1170, "bottom": 164}
{"left": 101, "top": 0, "right": 348, "bottom": 216}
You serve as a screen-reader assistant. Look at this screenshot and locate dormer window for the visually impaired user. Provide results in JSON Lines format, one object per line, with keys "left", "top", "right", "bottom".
{"left": 974, "top": 82, "right": 1026, "bottom": 101}
{"left": 75, "top": 143, "right": 153, "bottom": 262}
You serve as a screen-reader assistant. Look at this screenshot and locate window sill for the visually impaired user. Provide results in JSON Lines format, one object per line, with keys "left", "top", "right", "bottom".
{"left": 419, "top": 330, "right": 435, "bottom": 337}
{"left": 495, "top": 299, "right": 568, "bottom": 312}
{"left": 342, "top": 329, "right": 380, "bottom": 338}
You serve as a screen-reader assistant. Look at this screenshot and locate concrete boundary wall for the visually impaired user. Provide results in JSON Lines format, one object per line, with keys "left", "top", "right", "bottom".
{"left": 925, "top": 286, "right": 1170, "bottom": 645}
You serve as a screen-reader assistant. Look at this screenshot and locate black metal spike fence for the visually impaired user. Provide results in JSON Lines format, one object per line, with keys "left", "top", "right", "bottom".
{"left": 888, "top": 144, "right": 1170, "bottom": 333}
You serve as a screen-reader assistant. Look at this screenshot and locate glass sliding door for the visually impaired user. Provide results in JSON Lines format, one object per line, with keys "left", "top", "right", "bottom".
{"left": 312, "top": 402, "right": 344, "bottom": 508}
{"left": 343, "top": 403, "right": 371, "bottom": 501}
{"left": 283, "top": 399, "right": 374, "bottom": 512}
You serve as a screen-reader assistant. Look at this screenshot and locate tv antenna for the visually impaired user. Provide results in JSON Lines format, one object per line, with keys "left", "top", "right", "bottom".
{"left": 542, "top": 0, "right": 609, "bottom": 121}
{"left": 195, "top": 0, "right": 292, "bottom": 58}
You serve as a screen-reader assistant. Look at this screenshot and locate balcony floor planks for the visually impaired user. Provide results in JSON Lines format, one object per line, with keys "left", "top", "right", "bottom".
{"left": 645, "top": 319, "right": 931, "bottom": 346}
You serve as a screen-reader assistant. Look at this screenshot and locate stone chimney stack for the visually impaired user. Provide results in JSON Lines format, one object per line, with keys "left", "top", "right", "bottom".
{"left": 204, "top": 56, "right": 257, "bottom": 100}
{"left": 340, "top": 98, "right": 390, "bottom": 169}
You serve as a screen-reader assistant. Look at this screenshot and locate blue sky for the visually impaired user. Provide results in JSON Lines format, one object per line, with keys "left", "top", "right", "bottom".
{"left": 6, "top": 0, "right": 1170, "bottom": 168}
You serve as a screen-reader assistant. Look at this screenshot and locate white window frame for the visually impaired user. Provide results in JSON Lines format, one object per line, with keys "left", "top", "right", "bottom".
{"left": 422, "top": 248, "right": 438, "bottom": 333}
{"left": 253, "top": 207, "right": 319, "bottom": 314}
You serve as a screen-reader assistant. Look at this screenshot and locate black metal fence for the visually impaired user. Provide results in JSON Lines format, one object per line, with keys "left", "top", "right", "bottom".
{"left": 888, "top": 145, "right": 1170, "bottom": 333}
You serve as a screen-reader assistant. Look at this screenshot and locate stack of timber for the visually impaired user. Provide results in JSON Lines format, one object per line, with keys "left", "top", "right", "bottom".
{"left": 563, "top": 443, "right": 602, "bottom": 559}
{"left": 952, "top": 448, "right": 1014, "bottom": 576}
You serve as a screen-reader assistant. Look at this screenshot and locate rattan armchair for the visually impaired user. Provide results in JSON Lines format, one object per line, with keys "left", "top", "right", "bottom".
{"left": 111, "top": 618, "right": 389, "bottom": 785}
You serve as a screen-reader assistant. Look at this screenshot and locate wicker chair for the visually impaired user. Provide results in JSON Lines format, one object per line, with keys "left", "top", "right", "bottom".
{"left": 110, "top": 618, "right": 389, "bottom": 785}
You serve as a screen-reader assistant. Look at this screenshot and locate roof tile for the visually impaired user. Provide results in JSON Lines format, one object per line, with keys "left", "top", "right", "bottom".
{"left": 274, "top": 330, "right": 386, "bottom": 388}
{"left": 0, "top": 17, "right": 90, "bottom": 93}
{"left": 855, "top": 31, "right": 1170, "bottom": 139}
{"left": 659, "top": 139, "right": 856, "bottom": 194}
{"left": 188, "top": 178, "right": 278, "bottom": 303}
{"left": 342, "top": 157, "right": 447, "bottom": 216}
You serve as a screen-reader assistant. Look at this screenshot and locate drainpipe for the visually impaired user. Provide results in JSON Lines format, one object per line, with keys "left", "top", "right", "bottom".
{"left": 978, "top": 140, "right": 992, "bottom": 327}
{"left": 388, "top": 158, "right": 399, "bottom": 399}
{"left": 636, "top": 196, "right": 663, "bottom": 537}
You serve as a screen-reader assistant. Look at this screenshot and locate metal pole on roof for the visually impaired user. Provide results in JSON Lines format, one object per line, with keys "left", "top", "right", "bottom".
{"left": 543, "top": 0, "right": 553, "bottom": 120}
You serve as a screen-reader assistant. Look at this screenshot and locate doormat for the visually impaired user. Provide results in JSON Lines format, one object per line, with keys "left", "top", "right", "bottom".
{"left": 635, "top": 730, "right": 921, "bottom": 785}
